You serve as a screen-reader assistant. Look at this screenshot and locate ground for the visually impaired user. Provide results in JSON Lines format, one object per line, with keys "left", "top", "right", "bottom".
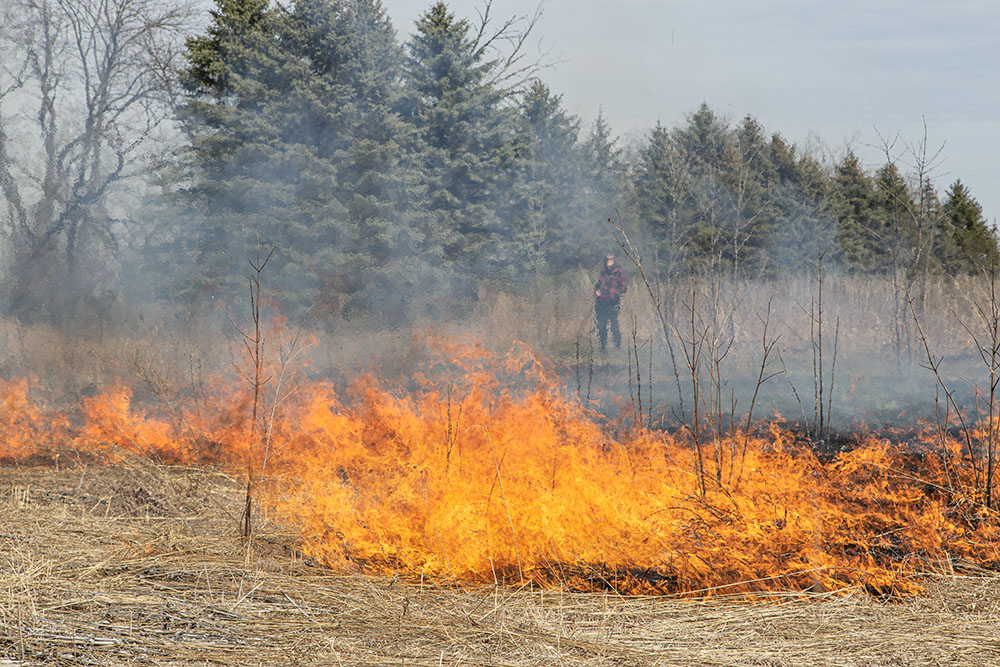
{"left": 2, "top": 462, "right": 999, "bottom": 666}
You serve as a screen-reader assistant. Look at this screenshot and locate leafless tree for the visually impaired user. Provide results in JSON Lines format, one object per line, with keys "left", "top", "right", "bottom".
{"left": 0, "top": 0, "right": 194, "bottom": 322}
{"left": 470, "top": 0, "right": 557, "bottom": 97}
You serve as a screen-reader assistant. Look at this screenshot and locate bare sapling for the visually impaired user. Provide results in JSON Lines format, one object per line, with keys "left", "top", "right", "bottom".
{"left": 574, "top": 335, "right": 596, "bottom": 407}
{"left": 624, "top": 319, "right": 657, "bottom": 429}
{"left": 574, "top": 339, "right": 581, "bottom": 401}
{"left": 626, "top": 314, "right": 644, "bottom": 428}
{"left": 445, "top": 384, "right": 463, "bottom": 467}
{"left": 573, "top": 335, "right": 595, "bottom": 406}
{"left": 232, "top": 236, "right": 274, "bottom": 555}
{"left": 611, "top": 209, "right": 778, "bottom": 494}
{"left": 799, "top": 234, "right": 839, "bottom": 445}
{"left": 256, "top": 328, "right": 307, "bottom": 513}
{"left": 870, "top": 121, "right": 947, "bottom": 372}
{"left": 679, "top": 270, "right": 708, "bottom": 497}
{"left": 943, "top": 261, "right": 1000, "bottom": 509}
{"left": 626, "top": 318, "right": 638, "bottom": 426}
{"left": 963, "top": 262, "right": 1000, "bottom": 509}
{"left": 730, "top": 300, "right": 782, "bottom": 490}
{"left": 905, "top": 270, "right": 1000, "bottom": 512}
{"left": 702, "top": 264, "right": 736, "bottom": 486}
{"left": 611, "top": 210, "right": 686, "bottom": 422}
{"left": 908, "top": 292, "right": 974, "bottom": 500}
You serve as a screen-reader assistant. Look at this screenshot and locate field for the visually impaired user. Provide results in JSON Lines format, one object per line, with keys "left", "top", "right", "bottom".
{"left": 4, "top": 273, "right": 1000, "bottom": 665}
{"left": 3, "top": 460, "right": 1000, "bottom": 667}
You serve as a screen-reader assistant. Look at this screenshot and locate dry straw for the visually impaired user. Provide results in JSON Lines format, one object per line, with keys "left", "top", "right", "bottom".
{"left": 2, "top": 460, "right": 999, "bottom": 666}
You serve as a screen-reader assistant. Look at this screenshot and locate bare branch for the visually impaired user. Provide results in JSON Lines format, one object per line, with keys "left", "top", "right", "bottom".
{"left": 469, "top": 0, "right": 557, "bottom": 96}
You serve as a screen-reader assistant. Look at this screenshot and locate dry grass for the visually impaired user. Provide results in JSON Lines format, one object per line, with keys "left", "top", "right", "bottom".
{"left": 0, "top": 272, "right": 990, "bottom": 413}
{"left": 2, "top": 461, "right": 1000, "bottom": 666}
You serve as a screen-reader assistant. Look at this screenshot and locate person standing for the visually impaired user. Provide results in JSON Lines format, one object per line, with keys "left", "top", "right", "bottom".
{"left": 594, "top": 252, "right": 627, "bottom": 352}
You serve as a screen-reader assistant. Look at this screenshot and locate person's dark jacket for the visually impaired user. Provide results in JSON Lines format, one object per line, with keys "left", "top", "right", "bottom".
{"left": 595, "top": 266, "right": 628, "bottom": 305}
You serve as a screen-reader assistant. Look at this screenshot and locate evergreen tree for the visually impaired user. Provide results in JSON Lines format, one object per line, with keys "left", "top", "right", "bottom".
{"left": 872, "top": 161, "right": 917, "bottom": 274}
{"left": 634, "top": 122, "right": 686, "bottom": 275}
{"left": 832, "top": 152, "right": 880, "bottom": 272}
{"left": 177, "top": 0, "right": 344, "bottom": 312}
{"left": 668, "top": 103, "right": 736, "bottom": 271}
{"left": 519, "top": 80, "right": 587, "bottom": 272}
{"left": 581, "top": 111, "right": 624, "bottom": 209}
{"left": 287, "top": 0, "right": 433, "bottom": 320}
{"left": 719, "top": 114, "right": 773, "bottom": 276}
{"left": 174, "top": 0, "right": 433, "bottom": 321}
{"left": 673, "top": 103, "right": 730, "bottom": 178}
{"left": 764, "top": 134, "right": 832, "bottom": 272}
{"left": 943, "top": 180, "right": 999, "bottom": 272}
{"left": 918, "top": 180, "right": 950, "bottom": 275}
{"left": 402, "top": 2, "right": 534, "bottom": 284}
{"left": 579, "top": 110, "right": 625, "bottom": 266}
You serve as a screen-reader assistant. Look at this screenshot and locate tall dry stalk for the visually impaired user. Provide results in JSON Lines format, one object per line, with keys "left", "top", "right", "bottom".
{"left": 730, "top": 300, "right": 781, "bottom": 490}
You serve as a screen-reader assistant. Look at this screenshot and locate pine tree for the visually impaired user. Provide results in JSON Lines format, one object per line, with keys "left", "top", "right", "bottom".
{"left": 918, "top": 180, "right": 950, "bottom": 275}
{"left": 764, "top": 135, "right": 832, "bottom": 273}
{"left": 719, "top": 114, "right": 773, "bottom": 276}
{"left": 872, "top": 161, "right": 917, "bottom": 274}
{"left": 288, "top": 0, "right": 434, "bottom": 321}
{"left": 173, "top": 0, "right": 436, "bottom": 321}
{"left": 580, "top": 110, "right": 625, "bottom": 262}
{"left": 667, "top": 103, "right": 735, "bottom": 271}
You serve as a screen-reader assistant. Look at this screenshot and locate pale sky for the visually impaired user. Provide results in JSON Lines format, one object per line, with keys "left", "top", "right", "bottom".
{"left": 383, "top": 0, "right": 1000, "bottom": 222}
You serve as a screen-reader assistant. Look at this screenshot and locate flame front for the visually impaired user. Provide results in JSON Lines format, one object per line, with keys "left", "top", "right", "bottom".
{"left": 3, "top": 339, "right": 998, "bottom": 597}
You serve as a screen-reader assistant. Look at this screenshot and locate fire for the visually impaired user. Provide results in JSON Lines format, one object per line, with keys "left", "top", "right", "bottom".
{"left": 2, "top": 338, "right": 998, "bottom": 597}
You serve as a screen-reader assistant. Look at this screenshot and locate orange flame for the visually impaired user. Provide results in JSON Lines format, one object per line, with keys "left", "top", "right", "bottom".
{"left": 2, "top": 338, "right": 999, "bottom": 597}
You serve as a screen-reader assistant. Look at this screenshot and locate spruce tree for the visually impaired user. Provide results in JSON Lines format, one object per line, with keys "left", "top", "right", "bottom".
{"left": 177, "top": 0, "right": 345, "bottom": 313}
{"left": 174, "top": 0, "right": 433, "bottom": 321}
{"left": 402, "top": 2, "right": 532, "bottom": 284}
{"left": 719, "top": 115, "right": 773, "bottom": 276}
{"left": 288, "top": 0, "right": 434, "bottom": 320}
{"left": 668, "top": 103, "right": 735, "bottom": 271}
{"left": 872, "top": 162, "right": 917, "bottom": 275}
{"left": 634, "top": 122, "right": 686, "bottom": 275}
{"left": 519, "top": 80, "right": 587, "bottom": 273}
{"left": 943, "top": 180, "right": 999, "bottom": 272}
{"left": 581, "top": 111, "right": 624, "bottom": 211}
{"left": 832, "top": 152, "right": 880, "bottom": 272}
{"left": 764, "top": 135, "right": 832, "bottom": 273}
{"left": 579, "top": 110, "right": 625, "bottom": 265}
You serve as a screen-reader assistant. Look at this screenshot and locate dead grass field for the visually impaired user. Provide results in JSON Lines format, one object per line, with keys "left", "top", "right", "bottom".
{"left": 2, "top": 461, "right": 1000, "bottom": 666}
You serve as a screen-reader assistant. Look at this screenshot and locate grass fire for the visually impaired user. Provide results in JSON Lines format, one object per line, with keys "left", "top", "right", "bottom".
{"left": 4, "top": 332, "right": 1000, "bottom": 601}
{"left": 4, "top": 0, "right": 1000, "bottom": 663}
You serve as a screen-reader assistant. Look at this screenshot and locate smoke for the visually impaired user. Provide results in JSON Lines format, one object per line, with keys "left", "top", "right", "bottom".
{"left": 0, "top": 0, "right": 992, "bottom": 442}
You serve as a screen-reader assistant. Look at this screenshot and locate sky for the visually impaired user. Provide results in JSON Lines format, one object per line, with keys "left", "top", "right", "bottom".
{"left": 382, "top": 0, "right": 1000, "bottom": 222}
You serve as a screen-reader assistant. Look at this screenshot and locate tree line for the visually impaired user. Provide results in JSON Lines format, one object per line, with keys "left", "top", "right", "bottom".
{"left": 1, "top": 0, "right": 996, "bottom": 327}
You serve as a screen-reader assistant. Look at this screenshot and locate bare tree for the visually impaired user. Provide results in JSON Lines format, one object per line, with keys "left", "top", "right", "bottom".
{"left": 868, "top": 121, "right": 947, "bottom": 370}
{"left": 470, "top": 0, "right": 557, "bottom": 97}
{"left": 0, "top": 0, "right": 194, "bottom": 322}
